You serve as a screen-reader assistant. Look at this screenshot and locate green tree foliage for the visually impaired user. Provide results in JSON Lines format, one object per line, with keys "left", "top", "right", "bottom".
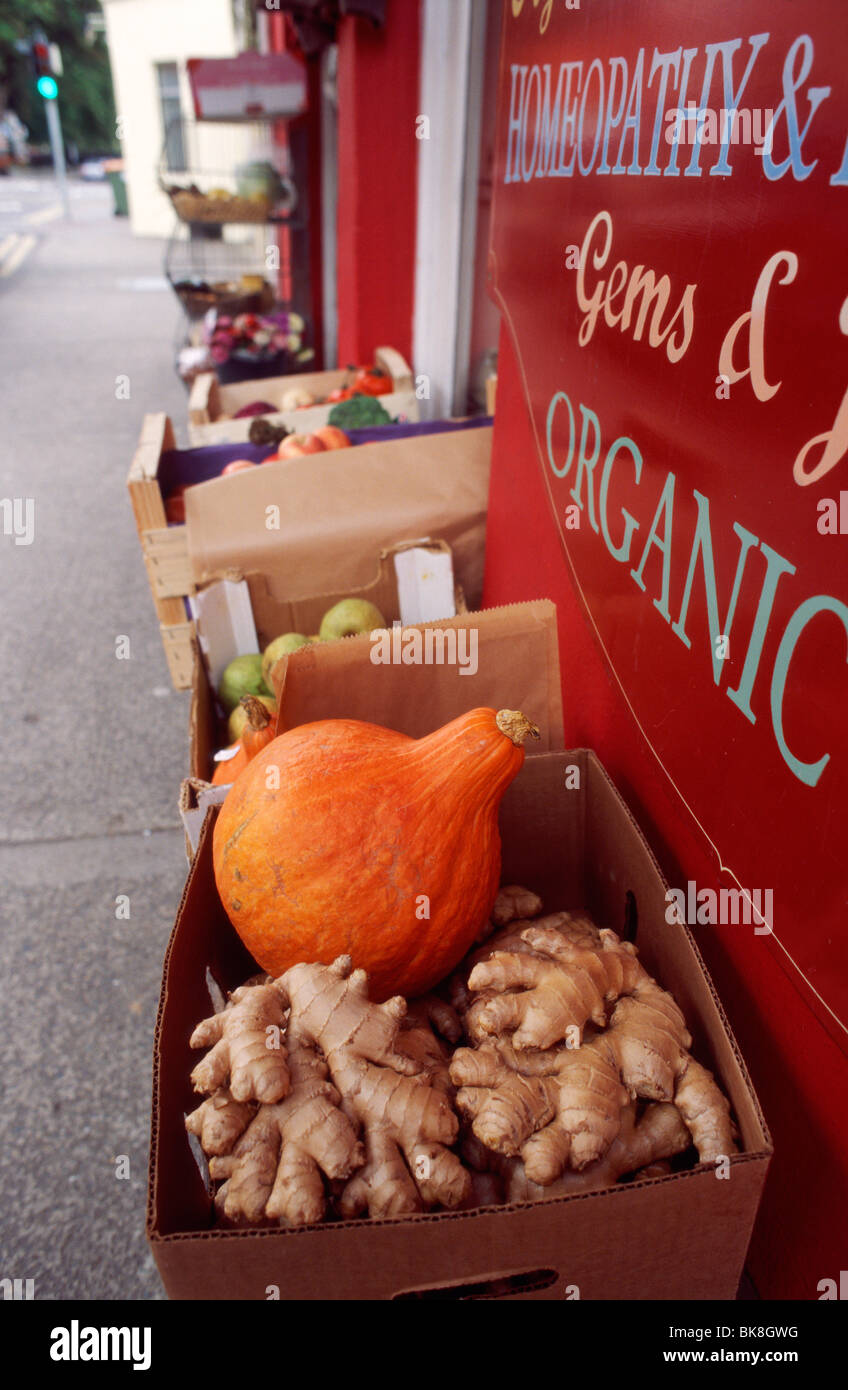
{"left": 0, "top": 0, "right": 117, "bottom": 155}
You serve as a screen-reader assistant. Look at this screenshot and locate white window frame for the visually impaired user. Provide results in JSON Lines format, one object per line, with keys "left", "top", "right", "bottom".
{"left": 413, "top": 0, "right": 488, "bottom": 419}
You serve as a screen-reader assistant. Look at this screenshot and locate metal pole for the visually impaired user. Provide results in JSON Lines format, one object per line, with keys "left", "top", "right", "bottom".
{"left": 44, "top": 95, "right": 70, "bottom": 220}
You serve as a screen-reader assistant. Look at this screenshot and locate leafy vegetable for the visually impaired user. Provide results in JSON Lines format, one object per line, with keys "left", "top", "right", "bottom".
{"left": 327, "top": 394, "right": 394, "bottom": 429}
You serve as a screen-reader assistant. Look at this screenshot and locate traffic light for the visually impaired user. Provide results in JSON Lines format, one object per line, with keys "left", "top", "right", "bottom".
{"left": 32, "top": 38, "right": 58, "bottom": 100}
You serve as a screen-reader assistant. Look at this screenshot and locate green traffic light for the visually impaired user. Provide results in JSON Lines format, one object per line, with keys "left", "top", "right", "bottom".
{"left": 37, "top": 75, "right": 58, "bottom": 100}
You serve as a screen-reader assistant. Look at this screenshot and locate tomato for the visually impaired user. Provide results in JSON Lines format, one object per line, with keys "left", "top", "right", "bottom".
{"left": 326, "top": 385, "right": 353, "bottom": 403}
{"left": 353, "top": 366, "right": 392, "bottom": 396}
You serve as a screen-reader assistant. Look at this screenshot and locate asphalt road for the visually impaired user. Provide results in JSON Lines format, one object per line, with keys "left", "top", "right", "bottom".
{"left": 0, "top": 171, "right": 192, "bottom": 1299}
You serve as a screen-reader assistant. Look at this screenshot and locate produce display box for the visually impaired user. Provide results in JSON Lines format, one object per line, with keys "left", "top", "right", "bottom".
{"left": 127, "top": 416, "right": 492, "bottom": 690}
{"left": 187, "top": 345, "right": 418, "bottom": 445}
{"left": 149, "top": 603, "right": 770, "bottom": 1300}
{"left": 184, "top": 538, "right": 468, "bottom": 793}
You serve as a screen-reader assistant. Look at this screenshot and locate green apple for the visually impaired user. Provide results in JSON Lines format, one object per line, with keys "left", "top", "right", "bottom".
{"left": 261, "top": 633, "right": 312, "bottom": 689}
{"left": 319, "top": 598, "right": 386, "bottom": 642}
{"left": 218, "top": 654, "right": 271, "bottom": 714}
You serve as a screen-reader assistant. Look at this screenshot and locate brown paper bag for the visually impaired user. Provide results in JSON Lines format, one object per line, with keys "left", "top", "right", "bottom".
{"left": 271, "top": 600, "right": 564, "bottom": 748}
{"left": 184, "top": 428, "right": 492, "bottom": 610}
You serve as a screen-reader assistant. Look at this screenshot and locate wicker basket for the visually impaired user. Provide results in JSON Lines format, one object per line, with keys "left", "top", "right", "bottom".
{"left": 168, "top": 189, "right": 272, "bottom": 225}
{"left": 173, "top": 280, "right": 275, "bottom": 318}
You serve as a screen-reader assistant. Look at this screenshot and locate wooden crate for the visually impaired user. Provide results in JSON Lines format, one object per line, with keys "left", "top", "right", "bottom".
{"left": 187, "top": 345, "right": 417, "bottom": 445}
{"left": 127, "top": 414, "right": 196, "bottom": 690}
{"left": 126, "top": 414, "right": 492, "bottom": 692}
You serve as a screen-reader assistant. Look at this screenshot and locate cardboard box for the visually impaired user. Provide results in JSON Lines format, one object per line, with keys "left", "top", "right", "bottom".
{"left": 127, "top": 418, "right": 492, "bottom": 689}
{"left": 149, "top": 602, "right": 770, "bottom": 1299}
{"left": 187, "top": 346, "right": 419, "bottom": 445}
{"left": 186, "top": 540, "right": 470, "bottom": 793}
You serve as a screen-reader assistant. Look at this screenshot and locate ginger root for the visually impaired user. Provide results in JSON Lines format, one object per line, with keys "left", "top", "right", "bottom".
{"left": 188, "top": 958, "right": 471, "bottom": 1226}
{"left": 277, "top": 958, "right": 470, "bottom": 1218}
{"left": 396, "top": 1000, "right": 458, "bottom": 1095}
{"left": 465, "top": 920, "right": 646, "bottom": 1050}
{"left": 491, "top": 885, "right": 544, "bottom": 927}
{"left": 460, "top": 1100, "right": 691, "bottom": 1204}
{"left": 451, "top": 903, "right": 737, "bottom": 1182}
{"left": 185, "top": 1088, "right": 255, "bottom": 1157}
{"left": 210, "top": 1032, "right": 364, "bottom": 1226}
{"left": 185, "top": 884, "right": 738, "bottom": 1225}
{"left": 500, "top": 1102, "right": 692, "bottom": 1203}
{"left": 674, "top": 1058, "right": 737, "bottom": 1162}
{"left": 471, "top": 883, "right": 544, "bottom": 946}
{"left": 190, "top": 982, "right": 289, "bottom": 1104}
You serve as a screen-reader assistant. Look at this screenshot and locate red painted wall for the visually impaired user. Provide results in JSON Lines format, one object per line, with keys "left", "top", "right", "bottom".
{"left": 484, "top": 324, "right": 848, "bottom": 1300}
{"left": 335, "top": 2, "right": 420, "bottom": 366}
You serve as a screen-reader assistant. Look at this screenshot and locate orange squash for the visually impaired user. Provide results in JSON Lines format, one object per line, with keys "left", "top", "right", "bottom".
{"left": 211, "top": 695, "right": 276, "bottom": 788}
{"left": 212, "top": 708, "right": 539, "bottom": 1000}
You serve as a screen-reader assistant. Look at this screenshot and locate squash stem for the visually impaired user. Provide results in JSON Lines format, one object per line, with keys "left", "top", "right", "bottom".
{"left": 240, "top": 694, "right": 273, "bottom": 730}
{"left": 496, "top": 709, "right": 541, "bottom": 747}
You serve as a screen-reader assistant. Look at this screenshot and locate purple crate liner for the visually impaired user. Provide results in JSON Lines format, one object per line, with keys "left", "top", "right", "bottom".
{"left": 159, "top": 416, "right": 492, "bottom": 501}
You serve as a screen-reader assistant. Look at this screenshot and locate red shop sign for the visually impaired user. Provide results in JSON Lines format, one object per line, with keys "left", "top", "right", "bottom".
{"left": 490, "top": 0, "right": 848, "bottom": 1049}
{"left": 187, "top": 52, "right": 307, "bottom": 122}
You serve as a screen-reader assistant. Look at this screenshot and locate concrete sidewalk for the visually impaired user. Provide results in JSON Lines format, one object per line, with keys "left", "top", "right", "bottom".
{"left": 0, "top": 181, "right": 192, "bottom": 1299}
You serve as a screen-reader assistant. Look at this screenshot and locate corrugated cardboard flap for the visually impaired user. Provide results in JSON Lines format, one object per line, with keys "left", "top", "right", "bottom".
{"left": 246, "top": 539, "right": 459, "bottom": 649}
{"left": 271, "top": 600, "right": 564, "bottom": 750}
